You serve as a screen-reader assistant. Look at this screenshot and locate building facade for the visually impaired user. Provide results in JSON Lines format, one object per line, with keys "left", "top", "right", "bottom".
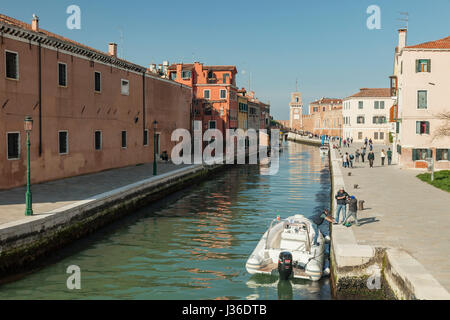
{"left": 390, "top": 29, "right": 450, "bottom": 169}
{"left": 0, "top": 14, "right": 192, "bottom": 190}
{"left": 167, "top": 62, "right": 238, "bottom": 135}
{"left": 246, "top": 91, "right": 261, "bottom": 131}
{"left": 342, "top": 89, "right": 393, "bottom": 143}
{"left": 237, "top": 89, "right": 248, "bottom": 130}
{"left": 302, "top": 98, "right": 343, "bottom": 137}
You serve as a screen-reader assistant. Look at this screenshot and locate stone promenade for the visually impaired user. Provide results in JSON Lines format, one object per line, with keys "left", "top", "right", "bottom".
{"left": 337, "top": 142, "right": 450, "bottom": 292}
{"left": 0, "top": 162, "right": 188, "bottom": 226}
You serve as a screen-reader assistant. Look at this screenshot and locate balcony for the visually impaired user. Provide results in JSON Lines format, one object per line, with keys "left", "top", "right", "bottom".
{"left": 389, "top": 75, "right": 398, "bottom": 97}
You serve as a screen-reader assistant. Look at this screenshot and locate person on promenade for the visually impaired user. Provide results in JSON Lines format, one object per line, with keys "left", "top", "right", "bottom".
{"left": 345, "top": 152, "right": 350, "bottom": 168}
{"left": 361, "top": 147, "right": 366, "bottom": 163}
{"left": 368, "top": 150, "right": 375, "bottom": 168}
{"left": 387, "top": 148, "right": 392, "bottom": 165}
{"left": 335, "top": 187, "right": 349, "bottom": 224}
{"left": 369, "top": 143, "right": 373, "bottom": 151}
{"left": 350, "top": 137, "right": 353, "bottom": 144}
{"left": 342, "top": 154, "right": 346, "bottom": 168}
{"left": 343, "top": 196, "right": 360, "bottom": 227}
{"left": 311, "top": 209, "right": 336, "bottom": 245}
{"left": 369, "top": 138, "right": 372, "bottom": 145}
{"left": 349, "top": 153, "right": 354, "bottom": 168}
{"left": 364, "top": 137, "right": 368, "bottom": 146}
{"left": 355, "top": 149, "right": 360, "bottom": 163}
{"left": 380, "top": 149, "right": 386, "bottom": 166}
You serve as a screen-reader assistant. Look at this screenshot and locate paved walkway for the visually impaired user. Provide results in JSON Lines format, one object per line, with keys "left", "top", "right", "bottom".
{"left": 0, "top": 162, "right": 188, "bottom": 226}
{"left": 336, "top": 142, "right": 450, "bottom": 291}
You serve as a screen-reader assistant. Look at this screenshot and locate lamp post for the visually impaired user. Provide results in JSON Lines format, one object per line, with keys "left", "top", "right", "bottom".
{"left": 24, "top": 116, "right": 33, "bottom": 216}
{"left": 153, "top": 120, "right": 158, "bottom": 176}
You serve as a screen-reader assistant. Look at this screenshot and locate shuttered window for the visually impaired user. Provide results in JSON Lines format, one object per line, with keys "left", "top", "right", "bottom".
{"left": 416, "top": 121, "right": 430, "bottom": 134}
{"left": 59, "top": 131, "right": 68, "bottom": 155}
{"left": 7, "top": 132, "right": 20, "bottom": 160}
{"left": 416, "top": 59, "right": 431, "bottom": 73}
{"left": 5, "top": 51, "right": 18, "bottom": 79}
{"left": 436, "top": 149, "right": 449, "bottom": 161}
{"left": 412, "top": 149, "right": 432, "bottom": 161}
{"left": 58, "top": 63, "right": 67, "bottom": 86}
{"left": 417, "top": 91, "right": 427, "bottom": 109}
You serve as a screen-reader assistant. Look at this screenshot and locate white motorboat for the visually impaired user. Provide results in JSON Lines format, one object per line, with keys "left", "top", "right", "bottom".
{"left": 245, "top": 215, "right": 330, "bottom": 281}
{"left": 319, "top": 145, "right": 329, "bottom": 156}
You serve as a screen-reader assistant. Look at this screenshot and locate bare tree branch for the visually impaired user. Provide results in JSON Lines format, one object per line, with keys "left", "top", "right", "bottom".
{"left": 432, "top": 111, "right": 450, "bottom": 141}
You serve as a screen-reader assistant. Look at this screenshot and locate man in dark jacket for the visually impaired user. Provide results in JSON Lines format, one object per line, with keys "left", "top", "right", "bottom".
{"left": 368, "top": 151, "right": 375, "bottom": 168}
{"left": 335, "top": 187, "right": 349, "bottom": 223}
{"left": 311, "top": 209, "right": 336, "bottom": 245}
{"left": 343, "top": 196, "right": 360, "bottom": 226}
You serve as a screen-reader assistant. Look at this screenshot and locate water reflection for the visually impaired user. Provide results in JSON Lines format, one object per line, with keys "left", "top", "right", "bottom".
{"left": 0, "top": 142, "right": 331, "bottom": 300}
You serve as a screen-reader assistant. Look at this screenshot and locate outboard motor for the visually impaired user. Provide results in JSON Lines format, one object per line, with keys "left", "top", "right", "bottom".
{"left": 277, "top": 251, "right": 293, "bottom": 280}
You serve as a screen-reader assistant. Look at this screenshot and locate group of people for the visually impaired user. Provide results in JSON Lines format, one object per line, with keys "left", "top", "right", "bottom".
{"left": 340, "top": 137, "right": 393, "bottom": 168}
{"left": 342, "top": 137, "right": 353, "bottom": 148}
{"left": 311, "top": 187, "right": 360, "bottom": 245}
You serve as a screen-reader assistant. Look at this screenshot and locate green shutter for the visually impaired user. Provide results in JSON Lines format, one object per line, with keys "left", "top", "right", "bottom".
{"left": 415, "top": 60, "right": 419, "bottom": 72}
{"left": 427, "top": 149, "right": 433, "bottom": 158}
{"left": 416, "top": 121, "right": 420, "bottom": 134}
{"left": 426, "top": 121, "right": 430, "bottom": 134}
{"left": 428, "top": 59, "right": 431, "bottom": 73}
{"left": 412, "top": 149, "right": 417, "bottom": 161}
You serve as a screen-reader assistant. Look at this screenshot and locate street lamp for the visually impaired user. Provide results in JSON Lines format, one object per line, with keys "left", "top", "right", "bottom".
{"left": 24, "top": 116, "right": 33, "bottom": 216}
{"left": 153, "top": 120, "right": 158, "bottom": 176}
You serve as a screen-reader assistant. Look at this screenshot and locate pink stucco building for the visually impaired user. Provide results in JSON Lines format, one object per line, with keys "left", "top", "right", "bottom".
{"left": 0, "top": 14, "right": 192, "bottom": 189}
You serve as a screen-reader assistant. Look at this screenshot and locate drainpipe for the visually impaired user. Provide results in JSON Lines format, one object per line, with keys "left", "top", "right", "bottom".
{"left": 38, "top": 40, "right": 42, "bottom": 156}
{"left": 142, "top": 71, "right": 146, "bottom": 145}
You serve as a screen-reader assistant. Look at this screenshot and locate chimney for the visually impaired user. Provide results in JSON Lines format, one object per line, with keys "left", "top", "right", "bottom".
{"left": 108, "top": 43, "right": 118, "bottom": 57}
{"left": 31, "top": 14, "right": 39, "bottom": 32}
{"left": 398, "top": 28, "right": 407, "bottom": 51}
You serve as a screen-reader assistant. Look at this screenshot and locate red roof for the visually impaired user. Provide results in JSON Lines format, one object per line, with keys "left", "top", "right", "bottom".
{"left": 348, "top": 88, "right": 391, "bottom": 98}
{"left": 406, "top": 36, "right": 450, "bottom": 49}
{"left": 310, "top": 98, "right": 342, "bottom": 105}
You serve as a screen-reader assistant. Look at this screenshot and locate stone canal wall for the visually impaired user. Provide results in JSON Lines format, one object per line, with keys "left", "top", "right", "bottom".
{"left": 288, "top": 135, "right": 449, "bottom": 300}
{"left": 0, "top": 164, "right": 225, "bottom": 280}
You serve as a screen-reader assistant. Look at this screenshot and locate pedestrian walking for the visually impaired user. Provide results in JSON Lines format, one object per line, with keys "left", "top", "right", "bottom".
{"left": 345, "top": 152, "right": 350, "bottom": 168}
{"left": 361, "top": 147, "right": 366, "bottom": 163}
{"left": 343, "top": 140, "right": 347, "bottom": 148}
{"left": 355, "top": 149, "right": 360, "bottom": 163}
{"left": 343, "top": 196, "right": 360, "bottom": 227}
{"left": 342, "top": 154, "right": 346, "bottom": 168}
{"left": 387, "top": 148, "right": 392, "bottom": 165}
{"left": 381, "top": 149, "right": 386, "bottom": 166}
{"left": 369, "top": 143, "right": 373, "bottom": 151}
{"left": 364, "top": 137, "right": 368, "bottom": 145}
{"left": 368, "top": 150, "right": 375, "bottom": 168}
{"left": 369, "top": 138, "right": 372, "bottom": 145}
{"left": 311, "top": 209, "right": 336, "bottom": 245}
{"left": 335, "top": 187, "right": 349, "bottom": 224}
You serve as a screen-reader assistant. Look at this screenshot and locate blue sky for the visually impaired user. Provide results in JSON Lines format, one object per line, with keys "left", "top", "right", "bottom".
{"left": 2, "top": 0, "right": 450, "bottom": 120}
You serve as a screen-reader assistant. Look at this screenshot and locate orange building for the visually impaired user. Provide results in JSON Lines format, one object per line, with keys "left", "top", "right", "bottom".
{"left": 0, "top": 14, "right": 192, "bottom": 190}
{"left": 168, "top": 63, "right": 238, "bottom": 135}
{"left": 302, "top": 98, "right": 343, "bottom": 137}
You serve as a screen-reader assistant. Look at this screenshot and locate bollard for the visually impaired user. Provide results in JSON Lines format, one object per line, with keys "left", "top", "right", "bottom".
{"left": 358, "top": 200, "right": 365, "bottom": 211}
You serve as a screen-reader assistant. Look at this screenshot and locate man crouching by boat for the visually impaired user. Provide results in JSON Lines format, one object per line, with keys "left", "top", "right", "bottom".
{"left": 311, "top": 209, "right": 336, "bottom": 245}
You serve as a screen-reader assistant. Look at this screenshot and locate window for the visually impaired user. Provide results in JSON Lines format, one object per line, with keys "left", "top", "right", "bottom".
{"left": 373, "top": 116, "right": 386, "bottom": 124}
{"left": 358, "top": 101, "right": 363, "bottom": 109}
{"left": 155, "top": 133, "right": 160, "bottom": 154}
{"left": 204, "top": 89, "right": 210, "bottom": 99}
{"left": 59, "top": 131, "right": 68, "bottom": 155}
{"left": 121, "top": 131, "right": 127, "bottom": 148}
{"left": 416, "top": 121, "right": 430, "bottom": 134}
{"left": 417, "top": 90, "right": 427, "bottom": 109}
{"left": 358, "top": 132, "right": 363, "bottom": 140}
{"left": 144, "top": 129, "right": 149, "bottom": 146}
{"left": 380, "top": 132, "right": 384, "bottom": 140}
{"left": 207, "top": 71, "right": 214, "bottom": 79}
{"left": 357, "top": 116, "right": 365, "bottom": 124}
{"left": 94, "top": 71, "right": 101, "bottom": 92}
{"left": 416, "top": 59, "right": 431, "bottom": 73}
{"left": 374, "top": 132, "right": 378, "bottom": 140}
{"left": 170, "top": 72, "right": 177, "bottom": 81}
{"left": 223, "top": 73, "right": 229, "bottom": 84}
{"left": 58, "top": 63, "right": 67, "bottom": 86}
{"left": 121, "top": 79, "right": 129, "bottom": 95}
{"left": 436, "top": 149, "right": 449, "bottom": 161}
{"left": 374, "top": 101, "right": 379, "bottom": 109}
{"left": 5, "top": 51, "right": 19, "bottom": 79}
{"left": 181, "top": 70, "right": 191, "bottom": 79}
{"left": 220, "top": 89, "right": 227, "bottom": 99}
{"left": 94, "top": 131, "right": 102, "bottom": 150}
{"left": 412, "top": 149, "right": 432, "bottom": 161}
{"left": 209, "top": 121, "right": 216, "bottom": 129}
{"left": 380, "top": 101, "right": 385, "bottom": 109}
{"left": 7, "top": 132, "right": 20, "bottom": 160}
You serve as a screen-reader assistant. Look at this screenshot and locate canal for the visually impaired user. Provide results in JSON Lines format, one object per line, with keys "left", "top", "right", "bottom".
{"left": 0, "top": 141, "right": 332, "bottom": 300}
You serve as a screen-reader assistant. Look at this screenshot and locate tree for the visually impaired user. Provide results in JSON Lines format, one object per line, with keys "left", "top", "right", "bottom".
{"left": 433, "top": 112, "right": 450, "bottom": 140}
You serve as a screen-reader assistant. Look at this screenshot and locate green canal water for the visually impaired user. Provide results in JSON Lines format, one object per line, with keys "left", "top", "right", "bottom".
{"left": 0, "top": 142, "right": 332, "bottom": 300}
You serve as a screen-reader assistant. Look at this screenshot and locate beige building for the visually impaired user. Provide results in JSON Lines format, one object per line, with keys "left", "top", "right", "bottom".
{"left": 289, "top": 92, "right": 303, "bottom": 130}
{"left": 391, "top": 29, "right": 450, "bottom": 169}
{"left": 342, "top": 88, "right": 393, "bottom": 143}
